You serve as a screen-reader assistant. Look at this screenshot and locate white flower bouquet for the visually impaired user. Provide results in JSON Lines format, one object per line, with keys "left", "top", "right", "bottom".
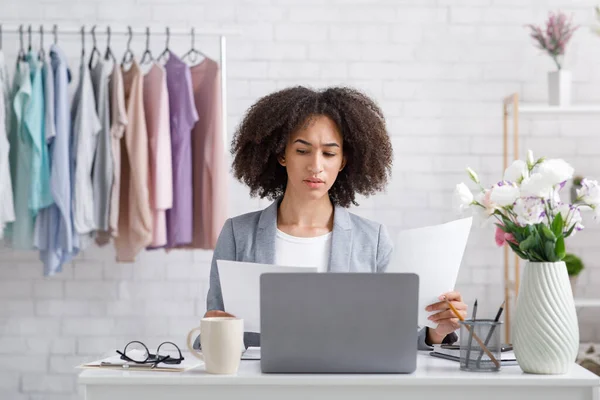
{"left": 454, "top": 151, "right": 600, "bottom": 262}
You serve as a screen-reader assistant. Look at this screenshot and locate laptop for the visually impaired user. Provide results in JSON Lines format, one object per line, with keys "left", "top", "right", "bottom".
{"left": 260, "top": 272, "right": 419, "bottom": 374}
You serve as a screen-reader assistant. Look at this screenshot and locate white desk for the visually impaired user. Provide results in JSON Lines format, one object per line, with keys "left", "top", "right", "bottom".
{"left": 79, "top": 352, "right": 600, "bottom": 400}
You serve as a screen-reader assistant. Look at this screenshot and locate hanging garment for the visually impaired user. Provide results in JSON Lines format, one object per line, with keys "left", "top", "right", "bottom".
{"left": 189, "top": 58, "right": 226, "bottom": 250}
{"left": 143, "top": 63, "right": 172, "bottom": 248}
{"left": 0, "top": 51, "right": 15, "bottom": 238}
{"left": 95, "top": 63, "right": 128, "bottom": 246}
{"left": 90, "top": 60, "right": 113, "bottom": 234}
{"left": 33, "top": 55, "right": 56, "bottom": 256}
{"left": 114, "top": 60, "right": 152, "bottom": 262}
{"left": 26, "top": 52, "right": 53, "bottom": 215}
{"left": 71, "top": 59, "right": 101, "bottom": 239}
{"left": 43, "top": 58, "right": 56, "bottom": 144}
{"left": 164, "top": 52, "right": 198, "bottom": 248}
{"left": 34, "top": 44, "right": 78, "bottom": 276}
{"left": 5, "top": 58, "right": 34, "bottom": 249}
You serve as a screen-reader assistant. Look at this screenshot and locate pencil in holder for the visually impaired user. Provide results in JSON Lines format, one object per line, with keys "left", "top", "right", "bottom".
{"left": 459, "top": 319, "right": 503, "bottom": 372}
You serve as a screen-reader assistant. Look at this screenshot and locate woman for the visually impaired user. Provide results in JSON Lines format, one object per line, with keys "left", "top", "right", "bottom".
{"left": 203, "top": 86, "right": 467, "bottom": 350}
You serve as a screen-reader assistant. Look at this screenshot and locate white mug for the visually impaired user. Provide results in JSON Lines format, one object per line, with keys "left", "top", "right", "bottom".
{"left": 186, "top": 317, "right": 244, "bottom": 374}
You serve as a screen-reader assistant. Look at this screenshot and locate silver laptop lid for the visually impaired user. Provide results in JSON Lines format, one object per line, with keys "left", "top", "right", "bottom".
{"left": 260, "top": 273, "right": 419, "bottom": 374}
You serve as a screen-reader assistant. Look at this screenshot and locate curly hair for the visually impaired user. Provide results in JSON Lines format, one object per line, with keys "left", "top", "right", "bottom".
{"left": 231, "top": 86, "right": 393, "bottom": 208}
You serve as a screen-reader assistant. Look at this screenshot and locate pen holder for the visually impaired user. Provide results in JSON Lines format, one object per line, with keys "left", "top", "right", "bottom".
{"left": 459, "top": 319, "right": 503, "bottom": 372}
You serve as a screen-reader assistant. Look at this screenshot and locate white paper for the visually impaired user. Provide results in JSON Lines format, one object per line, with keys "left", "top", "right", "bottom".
{"left": 388, "top": 217, "right": 472, "bottom": 329}
{"left": 242, "top": 346, "right": 261, "bottom": 360}
{"left": 217, "top": 260, "right": 318, "bottom": 332}
{"left": 78, "top": 349, "right": 203, "bottom": 372}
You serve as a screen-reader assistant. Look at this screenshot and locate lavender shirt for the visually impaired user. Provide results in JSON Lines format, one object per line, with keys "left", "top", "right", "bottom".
{"left": 164, "top": 52, "right": 199, "bottom": 247}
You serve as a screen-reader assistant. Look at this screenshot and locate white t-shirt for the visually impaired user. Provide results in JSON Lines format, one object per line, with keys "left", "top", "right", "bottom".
{"left": 274, "top": 229, "right": 332, "bottom": 273}
{"left": 72, "top": 61, "right": 101, "bottom": 237}
{"left": 0, "top": 51, "right": 15, "bottom": 239}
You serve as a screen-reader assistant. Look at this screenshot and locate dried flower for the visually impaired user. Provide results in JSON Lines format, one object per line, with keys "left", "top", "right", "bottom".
{"left": 527, "top": 11, "right": 579, "bottom": 70}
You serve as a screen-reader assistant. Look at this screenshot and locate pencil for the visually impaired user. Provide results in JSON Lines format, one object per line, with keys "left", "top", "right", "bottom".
{"left": 465, "top": 299, "right": 477, "bottom": 368}
{"left": 476, "top": 300, "right": 505, "bottom": 367}
{"left": 444, "top": 298, "right": 500, "bottom": 368}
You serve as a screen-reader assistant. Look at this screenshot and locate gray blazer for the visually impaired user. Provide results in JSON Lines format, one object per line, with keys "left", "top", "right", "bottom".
{"left": 203, "top": 198, "right": 437, "bottom": 351}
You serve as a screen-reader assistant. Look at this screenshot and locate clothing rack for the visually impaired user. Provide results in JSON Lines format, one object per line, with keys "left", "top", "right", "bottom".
{"left": 0, "top": 24, "right": 238, "bottom": 151}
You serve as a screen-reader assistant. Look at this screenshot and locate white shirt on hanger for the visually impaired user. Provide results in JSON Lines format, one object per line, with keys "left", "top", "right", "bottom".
{"left": 0, "top": 51, "right": 15, "bottom": 238}
{"left": 274, "top": 229, "right": 332, "bottom": 273}
{"left": 91, "top": 59, "right": 113, "bottom": 233}
{"left": 72, "top": 60, "right": 101, "bottom": 237}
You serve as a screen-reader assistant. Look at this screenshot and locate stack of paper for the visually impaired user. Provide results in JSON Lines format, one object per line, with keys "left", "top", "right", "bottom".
{"left": 77, "top": 350, "right": 203, "bottom": 372}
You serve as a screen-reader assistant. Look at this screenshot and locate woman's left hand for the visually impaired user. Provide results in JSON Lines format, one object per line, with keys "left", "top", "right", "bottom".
{"left": 426, "top": 291, "right": 468, "bottom": 337}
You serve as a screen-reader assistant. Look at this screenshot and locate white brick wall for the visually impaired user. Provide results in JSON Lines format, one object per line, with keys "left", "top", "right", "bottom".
{"left": 1, "top": 0, "right": 600, "bottom": 398}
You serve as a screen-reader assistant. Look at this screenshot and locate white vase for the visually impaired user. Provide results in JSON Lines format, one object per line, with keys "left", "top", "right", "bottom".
{"left": 512, "top": 261, "right": 579, "bottom": 374}
{"left": 548, "top": 70, "right": 571, "bottom": 106}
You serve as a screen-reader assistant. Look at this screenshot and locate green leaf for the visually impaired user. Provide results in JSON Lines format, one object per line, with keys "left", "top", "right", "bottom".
{"left": 530, "top": 252, "right": 545, "bottom": 262}
{"left": 565, "top": 224, "right": 576, "bottom": 238}
{"left": 540, "top": 224, "right": 556, "bottom": 242}
{"left": 495, "top": 223, "right": 508, "bottom": 233}
{"left": 544, "top": 241, "right": 557, "bottom": 262}
{"left": 526, "top": 225, "right": 535, "bottom": 235}
{"left": 519, "top": 235, "right": 537, "bottom": 252}
{"left": 505, "top": 219, "right": 518, "bottom": 233}
{"left": 551, "top": 213, "right": 563, "bottom": 238}
{"left": 508, "top": 241, "right": 528, "bottom": 260}
{"left": 513, "top": 231, "right": 524, "bottom": 243}
{"left": 514, "top": 225, "right": 527, "bottom": 243}
{"left": 532, "top": 228, "right": 547, "bottom": 260}
{"left": 555, "top": 236, "right": 566, "bottom": 260}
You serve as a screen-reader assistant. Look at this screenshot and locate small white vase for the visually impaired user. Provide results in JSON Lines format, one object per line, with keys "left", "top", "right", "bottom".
{"left": 512, "top": 261, "right": 579, "bottom": 374}
{"left": 548, "top": 70, "right": 571, "bottom": 106}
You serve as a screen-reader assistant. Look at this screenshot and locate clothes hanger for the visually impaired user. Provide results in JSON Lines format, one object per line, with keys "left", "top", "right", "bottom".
{"left": 17, "top": 25, "right": 25, "bottom": 61}
{"left": 121, "top": 26, "right": 135, "bottom": 66}
{"left": 53, "top": 24, "right": 58, "bottom": 45}
{"left": 80, "top": 25, "right": 86, "bottom": 60}
{"left": 0, "top": 24, "right": 3, "bottom": 51}
{"left": 38, "top": 25, "right": 45, "bottom": 62}
{"left": 27, "top": 25, "right": 32, "bottom": 53}
{"left": 104, "top": 26, "right": 116, "bottom": 63}
{"left": 88, "top": 25, "right": 101, "bottom": 69}
{"left": 158, "top": 27, "right": 170, "bottom": 63}
{"left": 140, "top": 27, "right": 154, "bottom": 65}
{"left": 181, "top": 27, "right": 207, "bottom": 65}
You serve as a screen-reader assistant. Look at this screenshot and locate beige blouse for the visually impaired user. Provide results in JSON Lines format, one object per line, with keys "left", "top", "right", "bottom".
{"left": 189, "top": 58, "right": 227, "bottom": 249}
{"left": 114, "top": 61, "right": 152, "bottom": 262}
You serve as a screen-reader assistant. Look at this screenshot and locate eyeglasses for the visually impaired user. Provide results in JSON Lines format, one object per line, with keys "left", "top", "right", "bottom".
{"left": 116, "top": 341, "right": 184, "bottom": 367}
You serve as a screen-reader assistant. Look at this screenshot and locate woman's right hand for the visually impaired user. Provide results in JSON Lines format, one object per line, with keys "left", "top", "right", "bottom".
{"left": 204, "top": 310, "right": 236, "bottom": 318}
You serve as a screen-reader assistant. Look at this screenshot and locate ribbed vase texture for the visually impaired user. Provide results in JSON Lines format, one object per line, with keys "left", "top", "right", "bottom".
{"left": 512, "top": 261, "right": 579, "bottom": 374}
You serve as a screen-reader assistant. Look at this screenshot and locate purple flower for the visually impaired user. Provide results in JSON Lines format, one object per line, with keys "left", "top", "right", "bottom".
{"left": 559, "top": 180, "right": 567, "bottom": 189}
{"left": 513, "top": 197, "right": 546, "bottom": 226}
